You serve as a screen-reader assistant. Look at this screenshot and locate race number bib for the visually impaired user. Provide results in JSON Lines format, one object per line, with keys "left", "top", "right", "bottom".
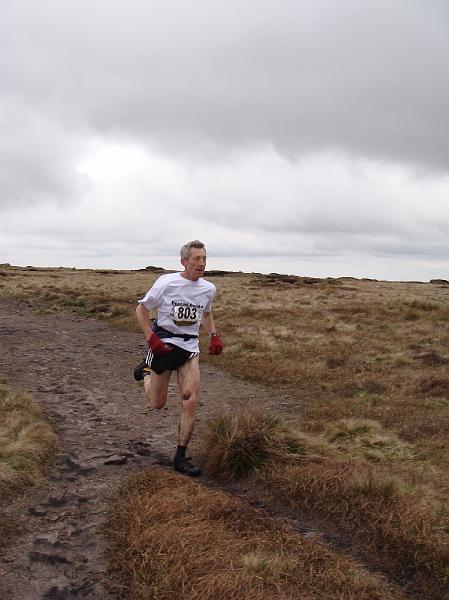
{"left": 173, "top": 304, "right": 199, "bottom": 326}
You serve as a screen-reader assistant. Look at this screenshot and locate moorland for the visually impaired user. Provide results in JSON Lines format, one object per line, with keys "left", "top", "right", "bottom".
{"left": 0, "top": 263, "right": 448, "bottom": 599}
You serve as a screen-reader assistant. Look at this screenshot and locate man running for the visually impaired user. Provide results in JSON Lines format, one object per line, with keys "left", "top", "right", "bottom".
{"left": 134, "top": 240, "right": 223, "bottom": 476}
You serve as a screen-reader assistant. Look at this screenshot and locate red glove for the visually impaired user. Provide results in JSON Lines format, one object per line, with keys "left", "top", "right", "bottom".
{"left": 148, "top": 333, "right": 171, "bottom": 355}
{"left": 208, "top": 333, "right": 224, "bottom": 355}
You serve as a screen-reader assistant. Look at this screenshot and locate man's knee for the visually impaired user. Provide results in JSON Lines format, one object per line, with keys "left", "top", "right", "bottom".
{"left": 144, "top": 383, "right": 167, "bottom": 409}
{"left": 182, "top": 392, "right": 198, "bottom": 412}
{"left": 180, "top": 377, "right": 200, "bottom": 403}
{"left": 148, "top": 391, "right": 167, "bottom": 409}
{"left": 144, "top": 372, "right": 169, "bottom": 409}
{"left": 182, "top": 388, "right": 193, "bottom": 401}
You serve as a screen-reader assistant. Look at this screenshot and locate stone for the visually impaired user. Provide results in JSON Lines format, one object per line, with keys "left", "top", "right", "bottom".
{"left": 29, "top": 506, "right": 47, "bottom": 516}
{"left": 35, "top": 533, "right": 60, "bottom": 546}
{"left": 104, "top": 454, "right": 127, "bottom": 465}
{"left": 28, "top": 551, "right": 70, "bottom": 564}
{"left": 43, "top": 586, "right": 72, "bottom": 600}
{"left": 46, "top": 495, "right": 67, "bottom": 507}
{"left": 61, "top": 456, "right": 96, "bottom": 475}
{"left": 42, "top": 577, "right": 72, "bottom": 600}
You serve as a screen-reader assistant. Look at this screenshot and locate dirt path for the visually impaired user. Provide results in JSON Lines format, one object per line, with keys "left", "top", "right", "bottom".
{"left": 0, "top": 299, "right": 294, "bottom": 599}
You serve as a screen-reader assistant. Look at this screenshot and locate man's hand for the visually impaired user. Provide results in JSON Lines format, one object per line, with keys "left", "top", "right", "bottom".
{"left": 208, "top": 333, "right": 224, "bottom": 355}
{"left": 148, "top": 333, "right": 171, "bottom": 355}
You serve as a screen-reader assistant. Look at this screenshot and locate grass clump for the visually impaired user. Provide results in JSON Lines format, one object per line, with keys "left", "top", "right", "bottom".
{"left": 0, "top": 383, "right": 58, "bottom": 499}
{"left": 200, "top": 407, "right": 330, "bottom": 479}
{"left": 0, "top": 383, "right": 58, "bottom": 549}
{"left": 105, "top": 468, "right": 409, "bottom": 600}
{"left": 0, "top": 382, "right": 58, "bottom": 508}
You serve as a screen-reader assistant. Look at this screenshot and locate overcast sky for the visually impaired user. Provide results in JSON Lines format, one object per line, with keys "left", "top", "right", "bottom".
{"left": 1, "top": 0, "right": 449, "bottom": 281}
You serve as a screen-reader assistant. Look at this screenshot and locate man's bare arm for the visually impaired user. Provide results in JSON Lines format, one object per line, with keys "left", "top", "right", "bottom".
{"left": 202, "top": 311, "right": 218, "bottom": 336}
{"left": 136, "top": 303, "right": 153, "bottom": 341}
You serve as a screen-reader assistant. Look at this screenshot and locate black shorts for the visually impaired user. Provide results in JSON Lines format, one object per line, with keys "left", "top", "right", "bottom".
{"left": 145, "top": 344, "right": 198, "bottom": 375}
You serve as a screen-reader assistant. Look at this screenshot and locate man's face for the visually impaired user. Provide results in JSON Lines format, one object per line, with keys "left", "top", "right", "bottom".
{"left": 181, "top": 247, "right": 206, "bottom": 281}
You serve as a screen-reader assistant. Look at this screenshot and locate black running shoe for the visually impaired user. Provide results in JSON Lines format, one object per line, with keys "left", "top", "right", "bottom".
{"left": 134, "top": 360, "right": 151, "bottom": 381}
{"left": 173, "top": 456, "right": 201, "bottom": 477}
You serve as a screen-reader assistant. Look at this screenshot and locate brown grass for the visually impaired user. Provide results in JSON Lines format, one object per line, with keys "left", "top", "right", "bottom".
{"left": 200, "top": 408, "right": 449, "bottom": 599}
{"left": 105, "top": 468, "right": 409, "bottom": 600}
{"left": 0, "top": 383, "right": 59, "bottom": 498}
{"left": 272, "top": 461, "right": 449, "bottom": 597}
{"left": 0, "top": 382, "right": 59, "bottom": 548}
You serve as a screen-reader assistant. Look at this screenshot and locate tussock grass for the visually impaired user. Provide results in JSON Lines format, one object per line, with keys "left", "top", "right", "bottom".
{"left": 0, "top": 383, "right": 58, "bottom": 547}
{"left": 201, "top": 408, "right": 449, "bottom": 599}
{"left": 0, "top": 383, "right": 58, "bottom": 499}
{"left": 105, "top": 468, "right": 409, "bottom": 600}
{"left": 200, "top": 407, "right": 332, "bottom": 479}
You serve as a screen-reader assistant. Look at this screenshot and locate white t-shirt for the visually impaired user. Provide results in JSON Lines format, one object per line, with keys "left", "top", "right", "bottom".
{"left": 138, "top": 272, "right": 216, "bottom": 352}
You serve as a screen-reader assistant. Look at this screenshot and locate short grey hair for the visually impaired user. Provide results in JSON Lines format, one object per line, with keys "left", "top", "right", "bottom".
{"left": 180, "top": 240, "right": 206, "bottom": 260}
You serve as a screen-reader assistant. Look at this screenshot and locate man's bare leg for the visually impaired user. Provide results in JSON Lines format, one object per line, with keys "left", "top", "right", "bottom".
{"left": 173, "top": 357, "right": 201, "bottom": 476}
{"left": 176, "top": 356, "right": 201, "bottom": 446}
{"left": 144, "top": 370, "right": 171, "bottom": 409}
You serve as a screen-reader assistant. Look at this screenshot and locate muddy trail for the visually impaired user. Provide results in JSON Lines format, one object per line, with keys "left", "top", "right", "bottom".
{"left": 1, "top": 299, "right": 317, "bottom": 599}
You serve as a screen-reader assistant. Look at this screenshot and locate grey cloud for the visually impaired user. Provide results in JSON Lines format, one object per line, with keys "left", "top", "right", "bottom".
{"left": 4, "top": 0, "right": 449, "bottom": 172}
{"left": 0, "top": 104, "right": 87, "bottom": 208}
